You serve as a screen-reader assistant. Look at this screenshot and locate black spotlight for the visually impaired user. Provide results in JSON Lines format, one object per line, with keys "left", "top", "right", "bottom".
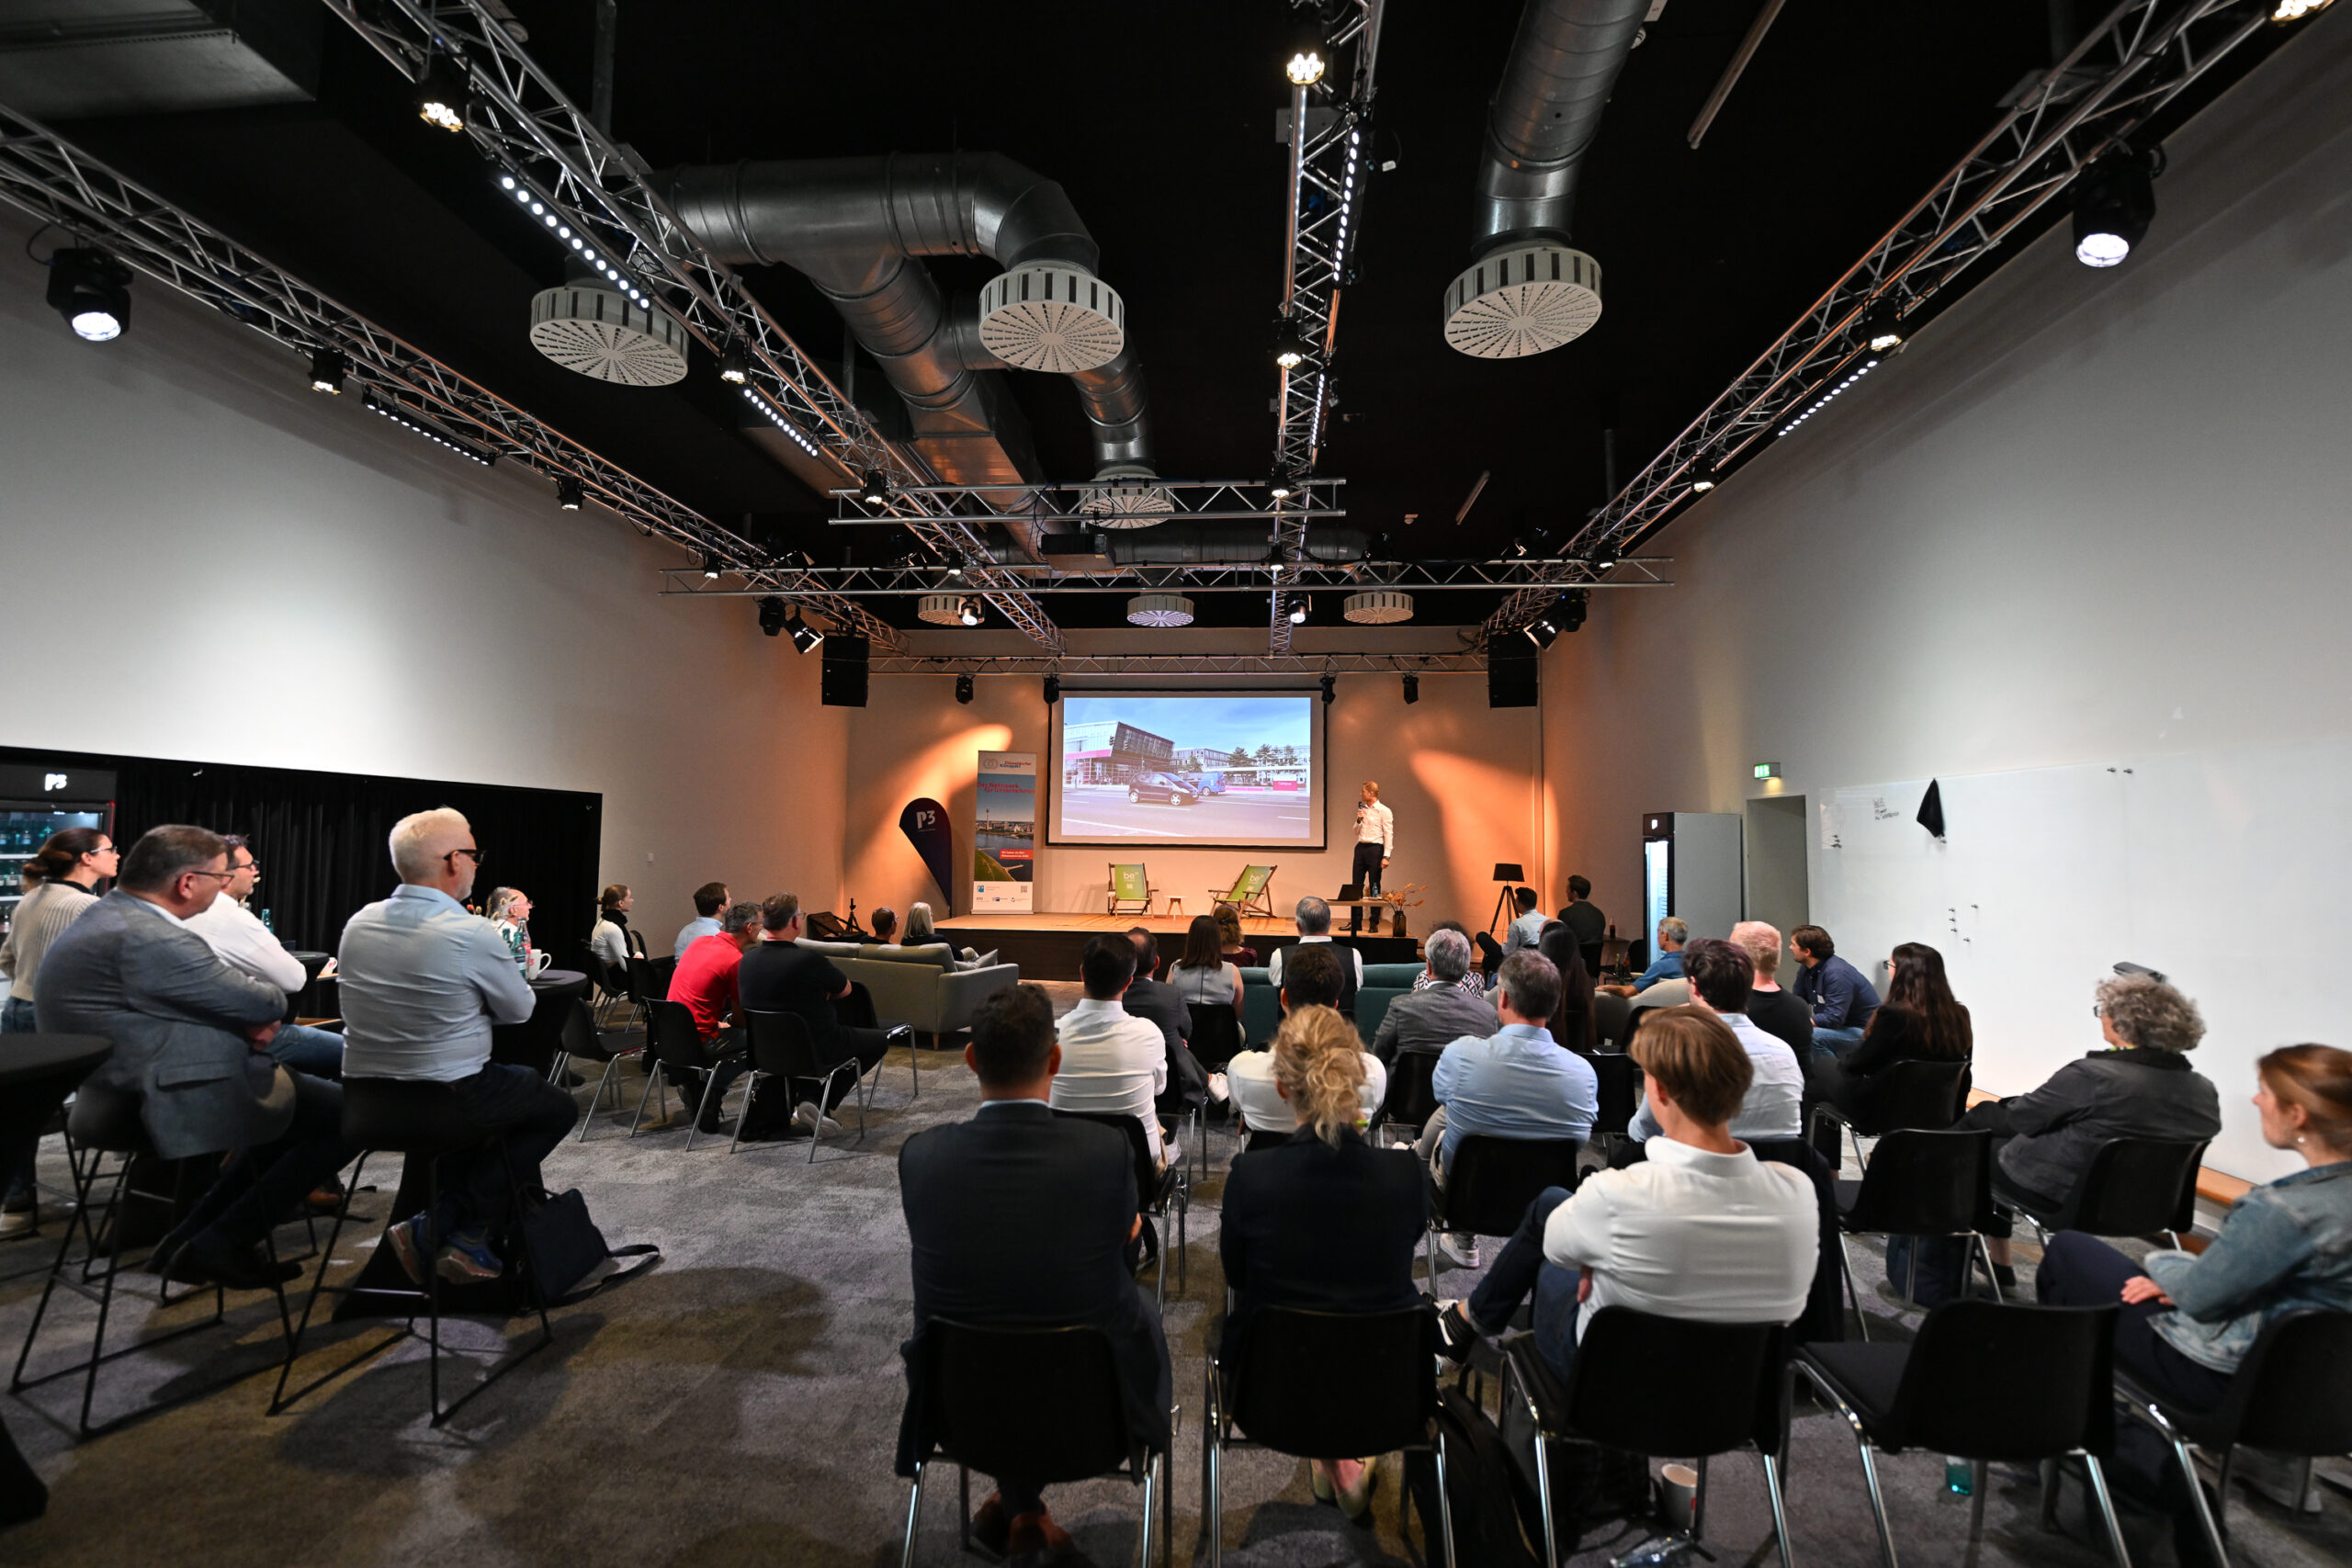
{"left": 718, "top": 338, "right": 749, "bottom": 385}
{"left": 1043, "top": 673, "right": 1061, "bottom": 705}
{"left": 758, "top": 595, "right": 788, "bottom": 637}
{"left": 1289, "top": 597, "right": 1309, "bottom": 625}
{"left": 1525, "top": 601, "right": 1564, "bottom": 649}
{"left": 309, "top": 345, "right": 347, "bottom": 394}
{"left": 2073, "top": 148, "right": 2160, "bottom": 268}
{"left": 858, "top": 470, "right": 890, "bottom": 507}
{"left": 1402, "top": 673, "right": 1420, "bottom": 705}
{"left": 786, "top": 611, "right": 823, "bottom": 654}
{"left": 958, "top": 596, "right": 982, "bottom": 626}
{"left": 46, "top": 248, "right": 130, "bottom": 342}
{"left": 557, "top": 475, "right": 584, "bottom": 511}
{"left": 1562, "top": 589, "right": 1589, "bottom": 633}
{"left": 1272, "top": 316, "right": 1314, "bottom": 370}
{"left": 1318, "top": 674, "right": 1336, "bottom": 705}
{"left": 1588, "top": 539, "right": 1619, "bottom": 575}
{"left": 413, "top": 53, "right": 472, "bottom": 132}
{"left": 701, "top": 549, "right": 722, "bottom": 581}
{"left": 955, "top": 673, "right": 975, "bottom": 705}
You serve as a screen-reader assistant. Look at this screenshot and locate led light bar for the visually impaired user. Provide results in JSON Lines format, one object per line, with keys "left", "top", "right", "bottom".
{"left": 495, "top": 167, "right": 648, "bottom": 307}
{"left": 1775, "top": 357, "right": 1881, "bottom": 438}
{"left": 363, "top": 389, "right": 494, "bottom": 466}
{"left": 741, "top": 386, "right": 822, "bottom": 458}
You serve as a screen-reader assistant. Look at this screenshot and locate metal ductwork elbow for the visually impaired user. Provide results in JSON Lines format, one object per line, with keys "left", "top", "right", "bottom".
{"left": 1443, "top": 0, "right": 1648, "bottom": 358}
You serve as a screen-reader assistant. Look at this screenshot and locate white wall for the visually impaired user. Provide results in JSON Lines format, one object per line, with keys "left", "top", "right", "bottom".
{"left": 0, "top": 209, "right": 847, "bottom": 932}
{"left": 1541, "top": 14, "right": 2352, "bottom": 1178}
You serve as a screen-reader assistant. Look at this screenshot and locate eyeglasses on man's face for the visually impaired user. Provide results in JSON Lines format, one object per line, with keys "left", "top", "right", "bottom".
{"left": 445, "top": 847, "right": 486, "bottom": 866}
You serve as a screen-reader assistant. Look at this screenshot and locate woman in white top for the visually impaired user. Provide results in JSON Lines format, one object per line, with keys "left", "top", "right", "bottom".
{"left": 589, "top": 883, "right": 636, "bottom": 968}
{"left": 903, "top": 902, "right": 938, "bottom": 946}
{"left": 0, "top": 827, "right": 116, "bottom": 1034}
{"left": 1169, "top": 914, "right": 1244, "bottom": 1013}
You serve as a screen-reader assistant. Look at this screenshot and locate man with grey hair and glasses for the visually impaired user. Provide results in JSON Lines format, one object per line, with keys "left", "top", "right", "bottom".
{"left": 337, "top": 807, "right": 574, "bottom": 1285}
{"left": 1267, "top": 895, "right": 1363, "bottom": 1002}
{"left": 1371, "top": 929, "right": 1499, "bottom": 1067}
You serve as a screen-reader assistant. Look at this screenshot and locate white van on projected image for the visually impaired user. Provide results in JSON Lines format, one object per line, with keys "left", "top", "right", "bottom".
{"left": 1050, "top": 694, "right": 1323, "bottom": 848}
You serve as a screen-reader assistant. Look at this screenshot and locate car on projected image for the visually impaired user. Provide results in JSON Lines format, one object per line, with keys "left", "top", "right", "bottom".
{"left": 1127, "top": 772, "right": 1200, "bottom": 807}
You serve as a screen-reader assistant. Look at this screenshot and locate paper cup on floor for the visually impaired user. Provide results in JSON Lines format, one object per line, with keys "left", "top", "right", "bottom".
{"left": 1659, "top": 1463, "right": 1700, "bottom": 1532}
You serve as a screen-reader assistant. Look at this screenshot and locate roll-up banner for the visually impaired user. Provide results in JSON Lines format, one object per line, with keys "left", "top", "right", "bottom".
{"left": 973, "top": 751, "right": 1036, "bottom": 912}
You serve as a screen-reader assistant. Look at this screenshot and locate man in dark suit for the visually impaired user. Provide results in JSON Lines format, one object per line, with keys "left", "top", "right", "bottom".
{"left": 897, "top": 983, "right": 1171, "bottom": 1559}
{"left": 1124, "top": 925, "right": 1207, "bottom": 1119}
{"left": 39, "top": 825, "right": 352, "bottom": 1289}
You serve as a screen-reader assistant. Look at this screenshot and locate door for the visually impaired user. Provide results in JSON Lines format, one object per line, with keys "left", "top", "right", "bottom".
{"left": 1745, "top": 795, "right": 1809, "bottom": 939}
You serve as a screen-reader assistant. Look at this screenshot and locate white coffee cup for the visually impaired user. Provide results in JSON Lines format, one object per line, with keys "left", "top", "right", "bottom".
{"left": 529, "top": 950, "right": 552, "bottom": 976}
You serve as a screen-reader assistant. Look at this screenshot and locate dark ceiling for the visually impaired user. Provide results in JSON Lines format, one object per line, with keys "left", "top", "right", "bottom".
{"left": 51, "top": 0, "right": 2287, "bottom": 632}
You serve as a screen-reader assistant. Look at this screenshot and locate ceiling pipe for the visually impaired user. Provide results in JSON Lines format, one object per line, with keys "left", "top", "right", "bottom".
{"left": 1442, "top": 0, "right": 1649, "bottom": 358}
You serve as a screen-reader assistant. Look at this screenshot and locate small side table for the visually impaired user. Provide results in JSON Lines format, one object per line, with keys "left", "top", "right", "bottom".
{"left": 1159, "top": 896, "right": 1185, "bottom": 919}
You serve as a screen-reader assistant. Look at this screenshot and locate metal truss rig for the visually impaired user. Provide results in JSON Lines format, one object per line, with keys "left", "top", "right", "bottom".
{"left": 824, "top": 476, "right": 1347, "bottom": 528}
{"left": 660, "top": 558, "right": 1672, "bottom": 599}
{"left": 1485, "top": 0, "right": 2287, "bottom": 642}
{"left": 1269, "top": 0, "right": 1385, "bottom": 654}
{"left": 0, "top": 97, "right": 901, "bottom": 649}
{"left": 315, "top": 0, "right": 1063, "bottom": 651}
{"left": 871, "top": 653, "right": 1492, "bottom": 679}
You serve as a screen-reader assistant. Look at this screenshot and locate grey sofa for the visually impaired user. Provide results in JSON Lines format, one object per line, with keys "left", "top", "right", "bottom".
{"left": 797, "top": 940, "right": 1019, "bottom": 1045}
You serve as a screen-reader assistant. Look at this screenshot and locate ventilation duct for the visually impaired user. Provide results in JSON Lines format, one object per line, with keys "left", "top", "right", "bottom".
{"left": 662, "top": 153, "right": 1159, "bottom": 547}
{"left": 1442, "top": 0, "right": 1648, "bottom": 358}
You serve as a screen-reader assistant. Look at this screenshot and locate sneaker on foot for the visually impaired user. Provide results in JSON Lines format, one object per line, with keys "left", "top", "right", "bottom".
{"left": 1207, "top": 1073, "right": 1230, "bottom": 1104}
{"left": 385, "top": 1213, "right": 431, "bottom": 1284}
{"left": 435, "top": 1229, "right": 503, "bottom": 1281}
{"left": 793, "top": 1100, "right": 844, "bottom": 1135}
{"left": 0, "top": 1208, "right": 34, "bottom": 1238}
{"left": 1433, "top": 1299, "right": 1483, "bottom": 1362}
{"left": 1438, "top": 1233, "right": 1481, "bottom": 1269}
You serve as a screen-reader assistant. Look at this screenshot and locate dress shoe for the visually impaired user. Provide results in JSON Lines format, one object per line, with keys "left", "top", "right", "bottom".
{"left": 167, "top": 1235, "right": 302, "bottom": 1290}
{"left": 967, "top": 1492, "right": 1012, "bottom": 1560}
{"left": 1006, "top": 1507, "right": 1075, "bottom": 1561}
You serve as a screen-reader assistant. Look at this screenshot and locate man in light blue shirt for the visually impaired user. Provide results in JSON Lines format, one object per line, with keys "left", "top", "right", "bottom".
{"left": 1626, "top": 938, "right": 1804, "bottom": 1147}
{"left": 1502, "top": 887, "right": 1547, "bottom": 955}
{"left": 1604, "top": 916, "right": 1689, "bottom": 998}
{"left": 1419, "top": 951, "right": 1598, "bottom": 1267}
{"left": 673, "top": 880, "right": 729, "bottom": 959}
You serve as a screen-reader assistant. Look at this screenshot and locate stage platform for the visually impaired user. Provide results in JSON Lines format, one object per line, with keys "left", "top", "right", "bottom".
{"left": 933, "top": 911, "right": 1421, "bottom": 978}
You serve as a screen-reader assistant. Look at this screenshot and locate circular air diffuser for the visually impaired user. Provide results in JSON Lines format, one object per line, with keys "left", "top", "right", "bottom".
{"left": 1442, "top": 244, "right": 1602, "bottom": 359}
{"left": 978, "top": 265, "right": 1125, "bottom": 373}
{"left": 530, "top": 286, "right": 689, "bottom": 385}
{"left": 1125, "top": 593, "right": 1194, "bottom": 628}
{"left": 917, "top": 594, "right": 972, "bottom": 627}
{"left": 1079, "top": 465, "right": 1174, "bottom": 529}
{"left": 1343, "top": 591, "right": 1415, "bottom": 625}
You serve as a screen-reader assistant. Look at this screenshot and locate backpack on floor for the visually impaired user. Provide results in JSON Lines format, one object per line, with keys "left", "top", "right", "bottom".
{"left": 1498, "top": 1383, "right": 1655, "bottom": 1551}
{"left": 1403, "top": 1385, "right": 1543, "bottom": 1568}
{"left": 1883, "top": 1234, "right": 1973, "bottom": 1307}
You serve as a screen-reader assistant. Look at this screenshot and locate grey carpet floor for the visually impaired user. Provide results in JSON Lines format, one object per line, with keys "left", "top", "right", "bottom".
{"left": 3, "top": 989, "right": 2346, "bottom": 1567}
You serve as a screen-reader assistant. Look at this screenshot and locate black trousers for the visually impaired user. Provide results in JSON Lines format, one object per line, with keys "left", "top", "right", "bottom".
{"left": 1348, "top": 841, "right": 1385, "bottom": 930}
{"left": 161, "top": 1070, "right": 356, "bottom": 1257}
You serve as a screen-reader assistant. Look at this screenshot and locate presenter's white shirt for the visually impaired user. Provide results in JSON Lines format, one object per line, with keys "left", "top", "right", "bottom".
{"left": 1050, "top": 998, "right": 1170, "bottom": 1160}
{"left": 1543, "top": 1135, "right": 1818, "bottom": 1342}
{"left": 1354, "top": 799, "right": 1395, "bottom": 853}
{"left": 1227, "top": 1046, "right": 1387, "bottom": 1134}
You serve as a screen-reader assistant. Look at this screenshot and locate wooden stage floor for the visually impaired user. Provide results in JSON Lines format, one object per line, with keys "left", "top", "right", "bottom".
{"left": 933, "top": 910, "right": 1421, "bottom": 976}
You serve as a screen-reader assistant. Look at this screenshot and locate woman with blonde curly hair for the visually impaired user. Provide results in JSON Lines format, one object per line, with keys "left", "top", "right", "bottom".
{"left": 1218, "top": 1004, "right": 1430, "bottom": 1519}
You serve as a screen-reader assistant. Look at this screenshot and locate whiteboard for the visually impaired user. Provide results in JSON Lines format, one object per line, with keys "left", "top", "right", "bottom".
{"left": 1814, "top": 738, "right": 2351, "bottom": 1180}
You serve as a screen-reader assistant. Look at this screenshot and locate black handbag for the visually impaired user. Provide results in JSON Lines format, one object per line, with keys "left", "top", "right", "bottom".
{"left": 515, "top": 1188, "right": 659, "bottom": 1305}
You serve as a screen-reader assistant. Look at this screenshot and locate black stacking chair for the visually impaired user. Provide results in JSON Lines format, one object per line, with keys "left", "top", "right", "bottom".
{"left": 1593, "top": 991, "right": 1632, "bottom": 1049}
{"left": 271, "top": 1077, "right": 553, "bottom": 1426}
{"left": 1809, "top": 1057, "right": 1973, "bottom": 1174}
{"left": 1204, "top": 1305, "right": 1453, "bottom": 1568}
{"left": 1830, "top": 1127, "right": 2000, "bottom": 1337}
{"left": 12, "top": 1078, "right": 296, "bottom": 1438}
{"left": 1374, "top": 1050, "right": 1441, "bottom": 1147}
{"left": 730, "top": 1008, "right": 895, "bottom": 1163}
{"left": 1185, "top": 1002, "right": 1244, "bottom": 1072}
{"left": 1797, "top": 1300, "right": 2132, "bottom": 1568}
{"left": 1054, "top": 1111, "right": 1187, "bottom": 1307}
{"left": 559, "top": 998, "right": 644, "bottom": 1142}
{"left": 625, "top": 953, "right": 670, "bottom": 1003}
{"left": 1589, "top": 1053, "right": 1642, "bottom": 1154}
{"left": 899, "top": 1320, "right": 1170, "bottom": 1568}
{"left": 628, "top": 998, "right": 741, "bottom": 1149}
{"left": 1502, "top": 1310, "right": 1792, "bottom": 1568}
{"left": 1240, "top": 1127, "right": 1291, "bottom": 1156}
{"left": 577, "top": 947, "right": 632, "bottom": 1028}
{"left": 2006, "top": 1137, "right": 2208, "bottom": 1248}
{"left": 1429, "top": 1134, "right": 1581, "bottom": 1282}
{"left": 2117, "top": 1307, "right": 2352, "bottom": 1566}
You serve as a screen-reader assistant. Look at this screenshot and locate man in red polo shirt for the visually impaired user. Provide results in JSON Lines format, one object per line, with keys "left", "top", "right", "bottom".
{"left": 671, "top": 900, "right": 759, "bottom": 1132}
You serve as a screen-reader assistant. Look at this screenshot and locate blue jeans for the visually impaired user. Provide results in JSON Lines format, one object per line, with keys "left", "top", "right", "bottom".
{"left": 0, "top": 996, "right": 36, "bottom": 1034}
{"left": 1812, "top": 1025, "right": 1865, "bottom": 1062}
{"left": 266, "top": 1022, "right": 347, "bottom": 1082}
{"left": 1466, "top": 1185, "right": 1583, "bottom": 1381}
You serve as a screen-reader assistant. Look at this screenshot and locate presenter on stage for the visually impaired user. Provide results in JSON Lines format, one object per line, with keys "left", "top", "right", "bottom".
{"left": 1349, "top": 782, "right": 1395, "bottom": 934}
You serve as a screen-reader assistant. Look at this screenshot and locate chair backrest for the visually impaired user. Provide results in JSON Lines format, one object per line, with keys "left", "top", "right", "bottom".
{"left": 1243, "top": 1127, "right": 1292, "bottom": 1155}
{"left": 1380, "top": 1050, "right": 1442, "bottom": 1130}
{"left": 1225, "top": 864, "right": 1275, "bottom": 901}
{"left": 1563, "top": 1308, "right": 1787, "bottom": 1459}
{"left": 1051, "top": 1109, "right": 1159, "bottom": 1211}
{"left": 1589, "top": 1053, "right": 1641, "bottom": 1138}
{"left": 1440, "top": 1135, "right": 1583, "bottom": 1237}
{"left": 1840, "top": 1128, "right": 1992, "bottom": 1236}
{"left": 1108, "top": 863, "right": 1149, "bottom": 905}
{"left": 2215, "top": 1308, "right": 2352, "bottom": 1454}
{"left": 1227, "top": 1304, "right": 1439, "bottom": 1459}
{"left": 1474, "top": 931, "right": 1505, "bottom": 976}
{"left": 1854, "top": 1057, "right": 1973, "bottom": 1134}
{"left": 558, "top": 997, "right": 599, "bottom": 1062}
{"left": 1892, "top": 1301, "right": 2117, "bottom": 1461}
{"left": 627, "top": 953, "right": 669, "bottom": 1002}
{"left": 1593, "top": 991, "right": 1631, "bottom": 1048}
{"left": 2050, "top": 1137, "right": 2208, "bottom": 1237}
{"left": 914, "top": 1320, "right": 1139, "bottom": 1483}
{"left": 742, "top": 1007, "right": 820, "bottom": 1080}
{"left": 1186, "top": 1002, "right": 1244, "bottom": 1070}
{"left": 641, "top": 998, "right": 708, "bottom": 1071}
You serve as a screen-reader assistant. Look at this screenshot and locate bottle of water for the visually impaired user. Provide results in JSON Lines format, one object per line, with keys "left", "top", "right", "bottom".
{"left": 260, "top": 908, "right": 274, "bottom": 933}
{"left": 1945, "top": 1457, "right": 1973, "bottom": 1495}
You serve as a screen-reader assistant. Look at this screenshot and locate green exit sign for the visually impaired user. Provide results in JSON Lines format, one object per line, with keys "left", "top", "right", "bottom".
{"left": 1753, "top": 762, "right": 1780, "bottom": 780}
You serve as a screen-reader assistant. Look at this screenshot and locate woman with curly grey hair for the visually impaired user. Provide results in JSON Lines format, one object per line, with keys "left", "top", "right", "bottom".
{"left": 1960, "top": 972, "right": 2223, "bottom": 1279}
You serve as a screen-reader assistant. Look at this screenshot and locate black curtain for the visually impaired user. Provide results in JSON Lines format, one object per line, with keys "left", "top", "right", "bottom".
{"left": 0, "top": 746, "right": 601, "bottom": 964}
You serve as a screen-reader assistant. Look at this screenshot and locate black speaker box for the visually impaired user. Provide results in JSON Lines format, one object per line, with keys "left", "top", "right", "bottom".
{"left": 1488, "top": 640, "right": 1539, "bottom": 707}
{"left": 820, "top": 635, "right": 870, "bottom": 707}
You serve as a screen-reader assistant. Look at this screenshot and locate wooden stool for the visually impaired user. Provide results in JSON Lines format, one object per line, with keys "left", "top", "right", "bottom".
{"left": 1160, "top": 896, "right": 1184, "bottom": 919}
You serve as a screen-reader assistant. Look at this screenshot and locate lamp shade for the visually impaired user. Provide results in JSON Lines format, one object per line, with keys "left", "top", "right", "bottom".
{"left": 1493, "top": 863, "right": 1524, "bottom": 882}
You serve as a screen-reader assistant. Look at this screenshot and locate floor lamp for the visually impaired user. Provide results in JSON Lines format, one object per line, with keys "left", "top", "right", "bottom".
{"left": 1487, "top": 863, "right": 1524, "bottom": 937}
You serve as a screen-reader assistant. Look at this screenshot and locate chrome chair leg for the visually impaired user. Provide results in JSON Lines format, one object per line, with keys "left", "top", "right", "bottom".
{"left": 1431, "top": 1427, "right": 1458, "bottom": 1568}
{"left": 898, "top": 1461, "right": 927, "bottom": 1568}
{"left": 1763, "top": 1450, "right": 1796, "bottom": 1568}
{"left": 627, "top": 1063, "right": 665, "bottom": 1137}
{"left": 1854, "top": 1438, "right": 1901, "bottom": 1568}
{"left": 1837, "top": 1232, "right": 1870, "bottom": 1341}
{"left": 2080, "top": 1452, "right": 2133, "bottom": 1568}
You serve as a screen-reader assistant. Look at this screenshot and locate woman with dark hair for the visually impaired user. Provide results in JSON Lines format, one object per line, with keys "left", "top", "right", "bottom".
{"left": 590, "top": 884, "right": 640, "bottom": 966}
{"left": 1538, "top": 920, "right": 1598, "bottom": 1054}
{"left": 1169, "top": 914, "right": 1244, "bottom": 1014}
{"left": 1803, "top": 942, "right": 1973, "bottom": 1158}
{"left": 1, "top": 826, "right": 118, "bottom": 1234}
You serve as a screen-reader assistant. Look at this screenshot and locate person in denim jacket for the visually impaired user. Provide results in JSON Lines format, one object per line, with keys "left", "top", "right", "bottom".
{"left": 2040, "top": 1043, "right": 2352, "bottom": 1558}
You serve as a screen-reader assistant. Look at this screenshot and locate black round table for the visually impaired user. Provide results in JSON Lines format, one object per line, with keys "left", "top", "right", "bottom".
{"left": 492, "top": 970, "right": 592, "bottom": 1075}
{"left": 0, "top": 1032, "right": 113, "bottom": 1089}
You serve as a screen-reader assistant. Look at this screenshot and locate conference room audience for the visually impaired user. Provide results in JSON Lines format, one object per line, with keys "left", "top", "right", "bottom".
{"left": 0, "top": 826, "right": 114, "bottom": 1034}
{"left": 1437, "top": 1006, "right": 1818, "bottom": 1378}
{"left": 903, "top": 902, "right": 938, "bottom": 946}
{"left": 1170, "top": 914, "right": 1245, "bottom": 1014}
{"left": 186, "top": 835, "right": 345, "bottom": 1081}
{"left": 1418, "top": 951, "right": 1597, "bottom": 1268}
{"left": 1730, "top": 919, "right": 1815, "bottom": 1061}
{"left": 1371, "top": 929, "right": 1498, "bottom": 1065}
{"left": 1538, "top": 922, "right": 1599, "bottom": 1054}
{"left": 1266, "top": 896, "right": 1362, "bottom": 1013}
{"left": 1411, "top": 919, "right": 1487, "bottom": 998}
{"left": 589, "top": 884, "right": 638, "bottom": 967}
{"left": 671, "top": 900, "right": 760, "bottom": 1133}
{"left": 1226, "top": 945, "right": 1385, "bottom": 1138}
{"left": 1962, "top": 972, "right": 2222, "bottom": 1275}
{"left": 1601, "top": 915, "right": 1688, "bottom": 997}
{"left": 1503, "top": 886, "right": 1545, "bottom": 954}
{"left": 1220, "top": 1002, "right": 1430, "bottom": 1518}
{"left": 41, "top": 824, "right": 352, "bottom": 1289}
{"left": 1628, "top": 938, "right": 1803, "bottom": 1149}
{"left": 1050, "top": 933, "right": 1171, "bottom": 1166}
{"left": 1125, "top": 926, "right": 1208, "bottom": 1119}
{"left": 1214, "top": 901, "right": 1258, "bottom": 967}
{"left": 673, "top": 881, "right": 729, "bottom": 959}
{"left": 896, "top": 984, "right": 1170, "bottom": 1560}
{"left": 739, "top": 892, "right": 895, "bottom": 1138}
{"left": 1791, "top": 924, "right": 1880, "bottom": 1056}
{"left": 1803, "top": 941, "right": 1972, "bottom": 1160}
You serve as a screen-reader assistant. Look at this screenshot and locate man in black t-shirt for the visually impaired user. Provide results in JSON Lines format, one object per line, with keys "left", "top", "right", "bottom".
{"left": 1731, "top": 919, "right": 1815, "bottom": 1062}
{"left": 738, "top": 892, "right": 899, "bottom": 1137}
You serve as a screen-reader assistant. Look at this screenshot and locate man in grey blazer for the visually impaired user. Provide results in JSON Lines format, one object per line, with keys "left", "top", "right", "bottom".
{"left": 39, "top": 825, "right": 352, "bottom": 1290}
{"left": 1371, "top": 929, "right": 1500, "bottom": 1066}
